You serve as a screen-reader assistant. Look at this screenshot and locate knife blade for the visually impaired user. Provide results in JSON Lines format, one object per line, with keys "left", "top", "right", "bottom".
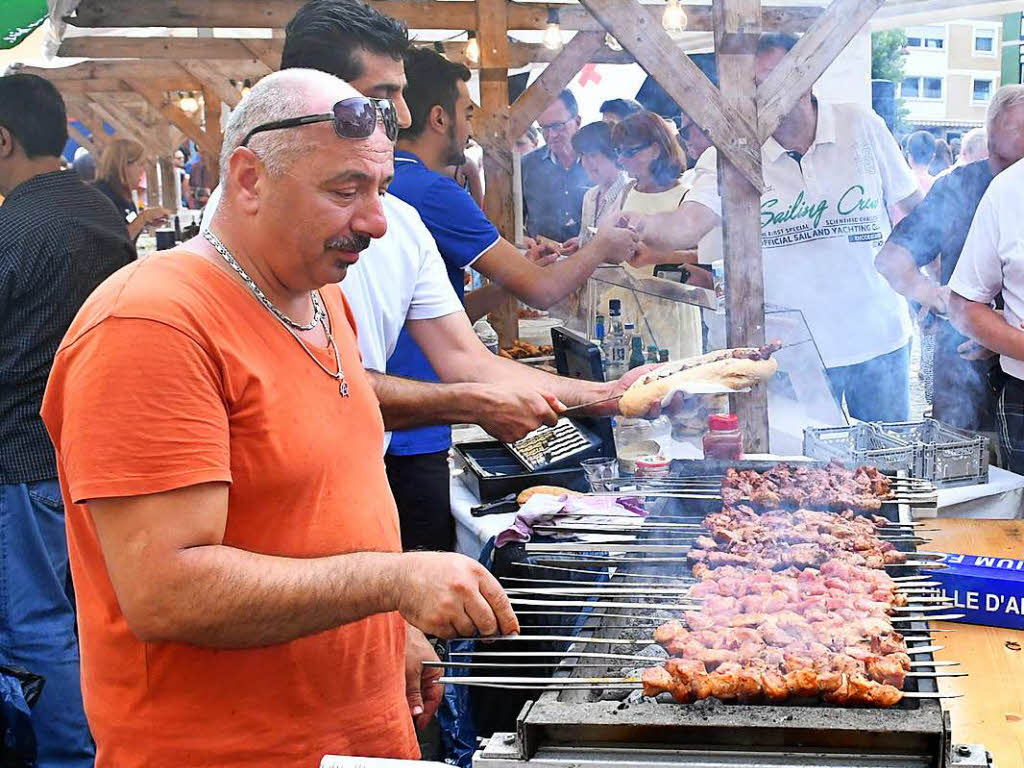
{"left": 559, "top": 395, "right": 623, "bottom": 416}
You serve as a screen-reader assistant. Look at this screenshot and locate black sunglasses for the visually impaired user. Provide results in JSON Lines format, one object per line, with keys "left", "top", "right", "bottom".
{"left": 617, "top": 142, "right": 652, "bottom": 159}
{"left": 240, "top": 97, "right": 399, "bottom": 147}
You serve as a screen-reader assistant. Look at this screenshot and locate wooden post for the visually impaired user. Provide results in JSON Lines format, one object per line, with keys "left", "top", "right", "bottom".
{"left": 475, "top": 0, "right": 519, "bottom": 348}
{"left": 145, "top": 163, "right": 159, "bottom": 207}
{"left": 158, "top": 156, "right": 177, "bottom": 211}
{"left": 203, "top": 89, "right": 223, "bottom": 188}
{"left": 713, "top": 0, "right": 769, "bottom": 452}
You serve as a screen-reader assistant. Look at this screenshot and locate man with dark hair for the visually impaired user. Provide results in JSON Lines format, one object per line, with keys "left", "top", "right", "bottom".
{"left": 621, "top": 33, "right": 924, "bottom": 422}
{"left": 0, "top": 72, "right": 135, "bottom": 767}
{"left": 385, "top": 47, "right": 637, "bottom": 551}
{"left": 204, "top": 1, "right": 648, "bottom": 459}
{"left": 600, "top": 97, "right": 643, "bottom": 125}
{"left": 522, "top": 88, "right": 592, "bottom": 243}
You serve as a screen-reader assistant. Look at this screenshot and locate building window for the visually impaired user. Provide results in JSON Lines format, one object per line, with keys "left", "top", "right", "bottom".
{"left": 906, "top": 26, "right": 946, "bottom": 49}
{"left": 973, "top": 79, "right": 993, "bottom": 103}
{"left": 901, "top": 76, "right": 943, "bottom": 100}
{"left": 973, "top": 26, "right": 997, "bottom": 56}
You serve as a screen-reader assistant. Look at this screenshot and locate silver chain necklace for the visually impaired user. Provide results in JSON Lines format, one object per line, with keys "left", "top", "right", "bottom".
{"left": 203, "top": 229, "right": 324, "bottom": 331}
{"left": 204, "top": 229, "right": 349, "bottom": 397}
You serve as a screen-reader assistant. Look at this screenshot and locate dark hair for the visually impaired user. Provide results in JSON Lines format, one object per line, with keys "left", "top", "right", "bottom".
{"left": 282, "top": 0, "right": 409, "bottom": 78}
{"left": 556, "top": 89, "right": 579, "bottom": 119}
{"left": 400, "top": 47, "right": 471, "bottom": 139}
{"left": 612, "top": 110, "right": 686, "bottom": 187}
{"left": 572, "top": 121, "right": 615, "bottom": 160}
{"left": 928, "top": 138, "right": 953, "bottom": 176}
{"left": 905, "top": 130, "right": 937, "bottom": 166}
{"left": 756, "top": 33, "right": 799, "bottom": 56}
{"left": 0, "top": 73, "right": 68, "bottom": 158}
{"left": 599, "top": 98, "right": 642, "bottom": 119}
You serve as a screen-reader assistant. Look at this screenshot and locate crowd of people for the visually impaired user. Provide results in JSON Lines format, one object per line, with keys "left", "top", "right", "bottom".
{"left": 1, "top": 0, "right": 1024, "bottom": 766}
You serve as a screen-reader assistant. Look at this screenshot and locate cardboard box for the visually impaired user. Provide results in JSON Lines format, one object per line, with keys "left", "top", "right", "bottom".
{"left": 924, "top": 552, "right": 1024, "bottom": 631}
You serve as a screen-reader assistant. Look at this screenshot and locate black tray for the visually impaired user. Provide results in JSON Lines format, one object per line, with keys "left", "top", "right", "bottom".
{"left": 452, "top": 417, "right": 615, "bottom": 502}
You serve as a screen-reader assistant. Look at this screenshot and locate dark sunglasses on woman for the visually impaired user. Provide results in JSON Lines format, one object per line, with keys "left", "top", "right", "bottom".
{"left": 617, "top": 142, "right": 652, "bottom": 159}
{"left": 240, "top": 96, "right": 399, "bottom": 147}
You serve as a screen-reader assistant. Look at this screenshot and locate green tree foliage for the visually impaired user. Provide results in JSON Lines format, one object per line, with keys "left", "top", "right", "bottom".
{"left": 872, "top": 29, "right": 908, "bottom": 83}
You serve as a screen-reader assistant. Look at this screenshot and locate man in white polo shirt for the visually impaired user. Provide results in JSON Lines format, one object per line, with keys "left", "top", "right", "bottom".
{"left": 619, "top": 34, "right": 923, "bottom": 422}
{"left": 949, "top": 157, "right": 1024, "bottom": 472}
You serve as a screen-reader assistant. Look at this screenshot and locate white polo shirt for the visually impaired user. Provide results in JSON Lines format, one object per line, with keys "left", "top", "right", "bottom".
{"left": 685, "top": 101, "right": 919, "bottom": 368}
{"left": 949, "top": 158, "right": 1024, "bottom": 380}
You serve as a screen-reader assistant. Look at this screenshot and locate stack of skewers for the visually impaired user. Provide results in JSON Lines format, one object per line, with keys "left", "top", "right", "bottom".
{"left": 438, "top": 463, "right": 962, "bottom": 708}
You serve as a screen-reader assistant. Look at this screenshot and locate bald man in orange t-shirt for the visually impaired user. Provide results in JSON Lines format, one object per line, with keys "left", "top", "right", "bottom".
{"left": 41, "top": 69, "right": 518, "bottom": 768}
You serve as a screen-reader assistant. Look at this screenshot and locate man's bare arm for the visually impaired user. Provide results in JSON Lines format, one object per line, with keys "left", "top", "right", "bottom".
{"left": 950, "top": 293, "right": 1024, "bottom": 360}
{"left": 408, "top": 311, "right": 647, "bottom": 414}
{"left": 88, "top": 483, "right": 518, "bottom": 648}
{"left": 367, "top": 370, "right": 560, "bottom": 441}
{"left": 875, "top": 241, "right": 948, "bottom": 314}
{"left": 889, "top": 189, "right": 923, "bottom": 227}
{"left": 620, "top": 201, "right": 721, "bottom": 253}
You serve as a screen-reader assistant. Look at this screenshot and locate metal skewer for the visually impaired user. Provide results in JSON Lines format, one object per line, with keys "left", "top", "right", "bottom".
{"left": 510, "top": 598, "right": 701, "bottom": 610}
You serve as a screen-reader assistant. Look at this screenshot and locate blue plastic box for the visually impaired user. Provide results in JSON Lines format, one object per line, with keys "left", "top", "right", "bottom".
{"left": 925, "top": 552, "right": 1024, "bottom": 631}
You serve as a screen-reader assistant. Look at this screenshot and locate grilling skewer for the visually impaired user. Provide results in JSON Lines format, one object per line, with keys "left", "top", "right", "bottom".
{"left": 425, "top": 662, "right": 967, "bottom": 679}
{"left": 445, "top": 650, "right": 959, "bottom": 668}
{"left": 434, "top": 676, "right": 963, "bottom": 699}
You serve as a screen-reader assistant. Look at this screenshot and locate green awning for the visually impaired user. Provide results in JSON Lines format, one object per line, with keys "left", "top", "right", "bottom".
{"left": 1, "top": 0, "right": 47, "bottom": 50}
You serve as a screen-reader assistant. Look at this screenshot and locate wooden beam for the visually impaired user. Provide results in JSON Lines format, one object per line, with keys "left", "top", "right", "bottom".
{"left": 579, "top": 0, "right": 763, "bottom": 192}
{"left": 178, "top": 60, "right": 242, "bottom": 109}
{"left": 203, "top": 89, "right": 223, "bottom": 188}
{"left": 158, "top": 156, "right": 178, "bottom": 211}
{"left": 713, "top": 0, "right": 769, "bottom": 452}
{"left": 507, "top": 32, "right": 605, "bottom": 140}
{"left": 88, "top": 93, "right": 172, "bottom": 158}
{"left": 475, "top": 0, "right": 519, "bottom": 348}
{"left": 59, "top": 35, "right": 281, "bottom": 62}
{"left": 240, "top": 40, "right": 279, "bottom": 73}
{"left": 125, "top": 79, "right": 220, "bottom": 159}
{"left": 68, "top": 122, "right": 99, "bottom": 155}
{"left": 145, "top": 163, "right": 159, "bottom": 207}
{"left": 872, "top": 0, "right": 1024, "bottom": 29}
{"left": 69, "top": 0, "right": 824, "bottom": 33}
{"left": 756, "top": 0, "right": 883, "bottom": 142}
{"left": 65, "top": 100, "right": 111, "bottom": 153}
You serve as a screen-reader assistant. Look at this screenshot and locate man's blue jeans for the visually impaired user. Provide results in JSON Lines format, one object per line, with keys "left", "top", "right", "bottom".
{"left": 0, "top": 481, "right": 94, "bottom": 767}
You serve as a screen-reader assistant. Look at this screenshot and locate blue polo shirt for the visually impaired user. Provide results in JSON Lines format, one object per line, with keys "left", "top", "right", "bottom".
{"left": 386, "top": 150, "right": 501, "bottom": 456}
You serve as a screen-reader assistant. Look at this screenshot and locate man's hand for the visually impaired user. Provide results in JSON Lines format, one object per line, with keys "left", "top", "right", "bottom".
{"left": 592, "top": 217, "right": 640, "bottom": 264}
{"left": 559, "top": 237, "right": 581, "bottom": 256}
{"left": 921, "top": 283, "right": 951, "bottom": 317}
{"left": 523, "top": 237, "right": 560, "bottom": 267}
{"left": 572, "top": 365, "right": 660, "bottom": 418}
{"left": 405, "top": 625, "right": 444, "bottom": 731}
{"left": 958, "top": 339, "right": 997, "bottom": 361}
{"left": 394, "top": 552, "right": 520, "bottom": 639}
{"left": 469, "top": 383, "right": 562, "bottom": 442}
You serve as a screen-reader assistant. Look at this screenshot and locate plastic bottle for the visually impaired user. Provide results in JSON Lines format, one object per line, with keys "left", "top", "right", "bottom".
{"left": 658, "top": 349, "right": 670, "bottom": 363}
{"left": 604, "top": 300, "right": 627, "bottom": 379}
{"left": 702, "top": 413, "right": 744, "bottom": 460}
{"left": 646, "top": 345, "right": 659, "bottom": 364}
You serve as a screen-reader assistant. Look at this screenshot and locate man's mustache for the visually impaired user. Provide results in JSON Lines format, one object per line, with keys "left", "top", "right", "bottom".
{"left": 325, "top": 234, "right": 371, "bottom": 253}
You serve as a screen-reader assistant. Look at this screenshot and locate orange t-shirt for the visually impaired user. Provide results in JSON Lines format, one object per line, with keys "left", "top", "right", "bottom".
{"left": 41, "top": 249, "right": 418, "bottom": 767}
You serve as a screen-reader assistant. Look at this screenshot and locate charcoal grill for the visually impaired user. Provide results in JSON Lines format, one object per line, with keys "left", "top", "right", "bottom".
{"left": 460, "top": 461, "right": 959, "bottom": 768}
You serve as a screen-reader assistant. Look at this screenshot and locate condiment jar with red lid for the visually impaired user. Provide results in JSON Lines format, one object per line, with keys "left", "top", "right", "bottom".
{"left": 702, "top": 413, "right": 743, "bottom": 460}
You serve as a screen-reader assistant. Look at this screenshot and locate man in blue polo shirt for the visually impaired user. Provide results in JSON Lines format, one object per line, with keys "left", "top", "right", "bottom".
{"left": 387, "top": 47, "right": 637, "bottom": 551}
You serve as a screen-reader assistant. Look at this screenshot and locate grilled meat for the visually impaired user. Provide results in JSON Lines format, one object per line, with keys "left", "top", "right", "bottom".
{"left": 721, "top": 460, "right": 893, "bottom": 511}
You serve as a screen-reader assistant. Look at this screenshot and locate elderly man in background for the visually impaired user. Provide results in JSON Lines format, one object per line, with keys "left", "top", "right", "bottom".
{"left": 619, "top": 34, "right": 922, "bottom": 422}
{"left": 876, "top": 85, "right": 1024, "bottom": 435}
{"left": 949, "top": 153, "right": 1024, "bottom": 472}
{"left": 42, "top": 69, "right": 519, "bottom": 768}
{"left": 521, "top": 89, "right": 591, "bottom": 244}
{"left": 954, "top": 127, "right": 988, "bottom": 168}
{"left": 1, "top": 73, "right": 136, "bottom": 767}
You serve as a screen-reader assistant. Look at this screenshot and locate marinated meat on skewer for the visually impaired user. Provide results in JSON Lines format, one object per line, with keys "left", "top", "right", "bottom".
{"left": 721, "top": 460, "right": 894, "bottom": 511}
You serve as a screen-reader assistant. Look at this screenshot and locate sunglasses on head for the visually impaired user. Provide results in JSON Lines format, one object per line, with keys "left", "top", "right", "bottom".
{"left": 617, "top": 142, "right": 652, "bottom": 159}
{"left": 240, "top": 96, "right": 399, "bottom": 147}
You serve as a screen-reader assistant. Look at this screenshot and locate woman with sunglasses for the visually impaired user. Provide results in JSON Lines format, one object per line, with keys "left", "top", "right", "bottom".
{"left": 603, "top": 111, "right": 709, "bottom": 361}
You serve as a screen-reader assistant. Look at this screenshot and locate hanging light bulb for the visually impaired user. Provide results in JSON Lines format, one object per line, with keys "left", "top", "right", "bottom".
{"left": 179, "top": 91, "right": 199, "bottom": 114}
{"left": 604, "top": 33, "right": 623, "bottom": 52}
{"left": 662, "top": 0, "right": 688, "bottom": 36}
{"left": 464, "top": 31, "right": 480, "bottom": 64}
{"left": 542, "top": 8, "right": 563, "bottom": 51}
{"left": 240, "top": 78, "right": 252, "bottom": 99}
